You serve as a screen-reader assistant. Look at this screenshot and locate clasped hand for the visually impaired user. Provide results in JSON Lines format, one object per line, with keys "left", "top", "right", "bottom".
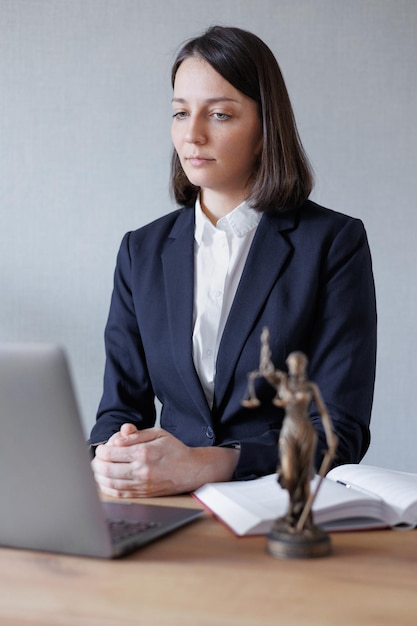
{"left": 91, "top": 423, "right": 239, "bottom": 498}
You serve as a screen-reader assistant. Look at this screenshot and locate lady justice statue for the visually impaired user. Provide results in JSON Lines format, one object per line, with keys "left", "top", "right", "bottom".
{"left": 242, "top": 327, "right": 338, "bottom": 558}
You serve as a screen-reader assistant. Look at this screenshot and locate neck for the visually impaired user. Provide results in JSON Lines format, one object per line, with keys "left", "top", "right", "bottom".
{"left": 200, "top": 190, "right": 247, "bottom": 225}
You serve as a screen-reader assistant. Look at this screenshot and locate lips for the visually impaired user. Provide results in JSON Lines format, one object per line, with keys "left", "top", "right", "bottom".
{"left": 186, "top": 156, "right": 214, "bottom": 166}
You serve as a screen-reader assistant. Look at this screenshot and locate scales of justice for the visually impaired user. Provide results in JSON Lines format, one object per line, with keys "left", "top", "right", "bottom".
{"left": 242, "top": 327, "right": 338, "bottom": 559}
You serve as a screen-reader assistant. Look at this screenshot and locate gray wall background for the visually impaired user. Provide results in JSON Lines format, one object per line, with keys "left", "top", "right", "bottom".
{"left": 1, "top": 0, "right": 416, "bottom": 471}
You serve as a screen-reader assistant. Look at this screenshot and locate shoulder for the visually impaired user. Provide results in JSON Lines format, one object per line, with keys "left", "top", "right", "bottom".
{"left": 120, "top": 206, "right": 194, "bottom": 252}
{"left": 263, "top": 200, "right": 370, "bottom": 265}
{"left": 297, "top": 199, "right": 364, "bottom": 229}
{"left": 267, "top": 199, "right": 367, "bottom": 243}
{"left": 130, "top": 205, "right": 194, "bottom": 239}
{"left": 294, "top": 201, "right": 372, "bottom": 268}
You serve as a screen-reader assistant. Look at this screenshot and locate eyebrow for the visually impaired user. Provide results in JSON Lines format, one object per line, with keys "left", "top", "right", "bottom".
{"left": 171, "top": 97, "right": 239, "bottom": 104}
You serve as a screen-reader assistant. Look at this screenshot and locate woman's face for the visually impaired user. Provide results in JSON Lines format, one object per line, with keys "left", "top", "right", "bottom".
{"left": 171, "top": 56, "right": 263, "bottom": 213}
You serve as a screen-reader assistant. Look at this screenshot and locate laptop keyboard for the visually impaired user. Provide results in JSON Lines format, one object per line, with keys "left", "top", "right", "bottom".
{"left": 108, "top": 519, "right": 162, "bottom": 544}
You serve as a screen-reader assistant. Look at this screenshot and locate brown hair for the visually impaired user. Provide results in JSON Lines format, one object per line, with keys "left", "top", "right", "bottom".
{"left": 170, "top": 25, "right": 313, "bottom": 211}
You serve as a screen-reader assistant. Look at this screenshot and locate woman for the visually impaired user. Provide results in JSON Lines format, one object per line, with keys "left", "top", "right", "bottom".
{"left": 90, "top": 26, "right": 377, "bottom": 498}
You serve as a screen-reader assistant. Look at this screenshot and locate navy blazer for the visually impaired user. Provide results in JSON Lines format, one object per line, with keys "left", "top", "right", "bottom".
{"left": 90, "top": 200, "right": 377, "bottom": 480}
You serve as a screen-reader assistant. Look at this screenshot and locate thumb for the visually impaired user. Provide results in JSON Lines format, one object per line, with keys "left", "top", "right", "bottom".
{"left": 120, "top": 423, "right": 139, "bottom": 437}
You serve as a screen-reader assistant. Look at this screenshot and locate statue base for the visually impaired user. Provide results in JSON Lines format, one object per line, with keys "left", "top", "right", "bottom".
{"left": 266, "top": 517, "right": 332, "bottom": 559}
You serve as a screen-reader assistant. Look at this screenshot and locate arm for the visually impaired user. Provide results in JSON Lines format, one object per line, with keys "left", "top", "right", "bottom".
{"left": 89, "top": 233, "right": 157, "bottom": 445}
{"left": 307, "top": 218, "right": 377, "bottom": 468}
{"left": 90, "top": 232, "right": 240, "bottom": 496}
{"left": 229, "top": 214, "right": 376, "bottom": 479}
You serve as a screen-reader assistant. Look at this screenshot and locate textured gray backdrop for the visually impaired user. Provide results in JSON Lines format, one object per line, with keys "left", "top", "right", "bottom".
{"left": 1, "top": 0, "right": 416, "bottom": 471}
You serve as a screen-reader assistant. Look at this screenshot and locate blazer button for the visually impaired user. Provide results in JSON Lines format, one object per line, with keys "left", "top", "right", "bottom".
{"left": 205, "top": 426, "right": 214, "bottom": 439}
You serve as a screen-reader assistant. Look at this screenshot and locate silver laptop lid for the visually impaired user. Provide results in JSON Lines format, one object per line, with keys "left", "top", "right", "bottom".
{"left": 0, "top": 343, "right": 114, "bottom": 557}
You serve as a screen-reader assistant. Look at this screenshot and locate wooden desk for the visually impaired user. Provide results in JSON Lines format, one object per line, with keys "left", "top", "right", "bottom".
{"left": 0, "top": 494, "right": 416, "bottom": 626}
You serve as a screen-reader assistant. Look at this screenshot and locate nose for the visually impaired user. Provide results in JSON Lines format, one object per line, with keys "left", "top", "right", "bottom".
{"left": 184, "top": 115, "right": 206, "bottom": 144}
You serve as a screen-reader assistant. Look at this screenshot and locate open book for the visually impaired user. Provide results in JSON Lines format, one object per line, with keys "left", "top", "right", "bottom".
{"left": 193, "top": 464, "right": 417, "bottom": 535}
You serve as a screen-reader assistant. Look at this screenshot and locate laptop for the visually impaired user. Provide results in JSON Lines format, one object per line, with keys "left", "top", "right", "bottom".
{"left": 0, "top": 343, "right": 203, "bottom": 558}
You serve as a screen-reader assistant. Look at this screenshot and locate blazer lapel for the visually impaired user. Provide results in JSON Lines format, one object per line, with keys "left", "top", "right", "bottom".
{"left": 214, "top": 210, "right": 297, "bottom": 406}
{"left": 161, "top": 208, "right": 212, "bottom": 420}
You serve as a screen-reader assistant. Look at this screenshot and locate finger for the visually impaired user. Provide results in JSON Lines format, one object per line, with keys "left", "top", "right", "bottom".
{"left": 93, "top": 461, "right": 160, "bottom": 498}
{"left": 104, "top": 424, "right": 140, "bottom": 447}
{"left": 131, "top": 427, "right": 166, "bottom": 443}
{"left": 113, "top": 426, "right": 164, "bottom": 447}
{"left": 96, "top": 473, "right": 173, "bottom": 498}
{"left": 98, "top": 484, "right": 142, "bottom": 498}
{"left": 92, "top": 457, "right": 135, "bottom": 480}
{"left": 95, "top": 475, "right": 146, "bottom": 498}
{"left": 120, "top": 423, "right": 139, "bottom": 437}
{"left": 106, "top": 431, "right": 123, "bottom": 444}
{"left": 94, "top": 443, "right": 138, "bottom": 463}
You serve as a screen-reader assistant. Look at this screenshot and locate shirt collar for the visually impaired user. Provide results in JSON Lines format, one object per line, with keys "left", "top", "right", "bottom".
{"left": 194, "top": 196, "right": 261, "bottom": 245}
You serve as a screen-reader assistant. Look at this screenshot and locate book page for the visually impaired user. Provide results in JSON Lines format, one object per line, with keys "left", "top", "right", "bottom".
{"left": 327, "top": 464, "right": 417, "bottom": 523}
{"left": 194, "top": 472, "right": 389, "bottom": 534}
{"left": 194, "top": 474, "right": 289, "bottom": 535}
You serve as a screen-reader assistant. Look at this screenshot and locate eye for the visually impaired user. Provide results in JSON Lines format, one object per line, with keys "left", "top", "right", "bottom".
{"left": 212, "top": 112, "right": 231, "bottom": 121}
{"left": 172, "top": 111, "right": 188, "bottom": 119}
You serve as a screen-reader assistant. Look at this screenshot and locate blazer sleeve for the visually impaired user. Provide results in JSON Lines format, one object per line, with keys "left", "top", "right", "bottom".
{"left": 301, "top": 217, "right": 376, "bottom": 470}
{"left": 89, "top": 232, "right": 157, "bottom": 445}
{"left": 231, "top": 215, "right": 376, "bottom": 479}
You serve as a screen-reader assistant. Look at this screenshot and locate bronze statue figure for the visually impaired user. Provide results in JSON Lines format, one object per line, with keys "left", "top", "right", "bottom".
{"left": 242, "top": 327, "right": 338, "bottom": 558}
